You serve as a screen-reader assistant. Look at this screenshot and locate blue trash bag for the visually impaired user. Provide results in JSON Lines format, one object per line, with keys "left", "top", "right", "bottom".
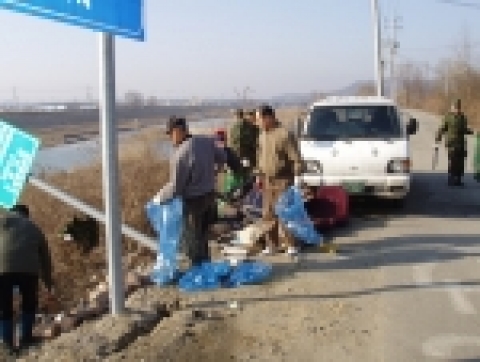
{"left": 227, "top": 261, "right": 272, "bottom": 288}
{"left": 275, "top": 186, "right": 323, "bottom": 245}
{"left": 178, "top": 261, "right": 232, "bottom": 292}
{"left": 145, "top": 197, "right": 183, "bottom": 285}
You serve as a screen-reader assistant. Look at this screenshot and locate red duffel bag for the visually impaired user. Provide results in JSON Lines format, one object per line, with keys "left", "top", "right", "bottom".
{"left": 304, "top": 186, "right": 349, "bottom": 230}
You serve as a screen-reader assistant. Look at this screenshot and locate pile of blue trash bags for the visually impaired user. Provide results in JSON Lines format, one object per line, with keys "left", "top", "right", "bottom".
{"left": 145, "top": 185, "right": 322, "bottom": 291}
{"left": 178, "top": 260, "right": 272, "bottom": 292}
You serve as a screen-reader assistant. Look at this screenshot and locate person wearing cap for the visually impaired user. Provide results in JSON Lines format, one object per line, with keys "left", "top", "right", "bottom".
{"left": 0, "top": 204, "right": 54, "bottom": 353}
{"left": 436, "top": 98, "right": 473, "bottom": 186}
{"left": 256, "top": 104, "right": 305, "bottom": 256}
{"left": 244, "top": 109, "right": 260, "bottom": 167}
{"left": 154, "top": 117, "right": 227, "bottom": 266}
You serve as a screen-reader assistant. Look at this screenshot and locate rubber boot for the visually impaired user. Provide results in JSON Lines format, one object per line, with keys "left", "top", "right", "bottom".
{"left": 448, "top": 174, "right": 454, "bottom": 187}
{"left": 455, "top": 176, "right": 464, "bottom": 187}
{"left": 0, "top": 319, "right": 14, "bottom": 350}
{"left": 19, "top": 314, "right": 36, "bottom": 348}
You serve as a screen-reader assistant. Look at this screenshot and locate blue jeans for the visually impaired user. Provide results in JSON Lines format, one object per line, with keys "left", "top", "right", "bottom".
{"left": 0, "top": 273, "right": 38, "bottom": 348}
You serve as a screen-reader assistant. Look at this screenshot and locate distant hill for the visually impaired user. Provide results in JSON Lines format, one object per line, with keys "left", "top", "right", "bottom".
{"left": 268, "top": 79, "right": 395, "bottom": 106}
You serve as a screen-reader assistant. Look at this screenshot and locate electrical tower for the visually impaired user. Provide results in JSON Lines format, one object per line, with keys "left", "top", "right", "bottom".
{"left": 371, "top": 0, "right": 384, "bottom": 96}
{"left": 385, "top": 12, "right": 402, "bottom": 102}
{"left": 12, "top": 87, "right": 18, "bottom": 107}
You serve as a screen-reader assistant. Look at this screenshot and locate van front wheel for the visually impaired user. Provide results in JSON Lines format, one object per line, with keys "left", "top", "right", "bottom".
{"left": 389, "top": 198, "right": 406, "bottom": 209}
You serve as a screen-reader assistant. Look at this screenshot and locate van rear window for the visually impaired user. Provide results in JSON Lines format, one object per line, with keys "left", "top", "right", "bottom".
{"left": 303, "top": 105, "right": 403, "bottom": 140}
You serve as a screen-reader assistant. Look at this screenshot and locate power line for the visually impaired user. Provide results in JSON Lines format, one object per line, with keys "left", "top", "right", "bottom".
{"left": 401, "top": 41, "right": 480, "bottom": 53}
{"left": 436, "top": 0, "right": 480, "bottom": 10}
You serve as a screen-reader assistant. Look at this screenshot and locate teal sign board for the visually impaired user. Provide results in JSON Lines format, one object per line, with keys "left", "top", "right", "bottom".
{"left": 0, "top": 120, "right": 40, "bottom": 209}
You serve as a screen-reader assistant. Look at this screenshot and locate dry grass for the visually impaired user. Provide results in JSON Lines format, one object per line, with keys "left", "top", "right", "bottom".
{"left": 17, "top": 105, "right": 301, "bottom": 310}
{"left": 21, "top": 132, "right": 169, "bottom": 311}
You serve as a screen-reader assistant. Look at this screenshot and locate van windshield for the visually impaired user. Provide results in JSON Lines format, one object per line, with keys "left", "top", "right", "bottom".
{"left": 303, "top": 105, "right": 403, "bottom": 140}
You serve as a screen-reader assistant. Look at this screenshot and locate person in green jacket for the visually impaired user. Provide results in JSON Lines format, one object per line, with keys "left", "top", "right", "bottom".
{"left": 228, "top": 109, "right": 260, "bottom": 176}
{"left": 0, "top": 204, "right": 54, "bottom": 353}
{"left": 435, "top": 99, "right": 474, "bottom": 186}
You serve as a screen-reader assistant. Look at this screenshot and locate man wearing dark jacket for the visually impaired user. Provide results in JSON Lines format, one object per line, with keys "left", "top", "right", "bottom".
{"left": 0, "top": 204, "right": 54, "bottom": 352}
{"left": 154, "top": 117, "right": 226, "bottom": 266}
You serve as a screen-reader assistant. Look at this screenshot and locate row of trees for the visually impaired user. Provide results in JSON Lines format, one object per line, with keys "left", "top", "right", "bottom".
{"left": 357, "top": 37, "right": 480, "bottom": 127}
{"left": 123, "top": 91, "right": 160, "bottom": 107}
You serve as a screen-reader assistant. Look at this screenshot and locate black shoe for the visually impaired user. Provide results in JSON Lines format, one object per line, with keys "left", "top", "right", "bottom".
{"left": 453, "top": 177, "right": 464, "bottom": 187}
{"left": 19, "top": 336, "right": 43, "bottom": 354}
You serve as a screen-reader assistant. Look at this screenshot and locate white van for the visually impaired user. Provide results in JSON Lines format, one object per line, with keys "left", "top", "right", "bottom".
{"left": 296, "top": 96, "right": 418, "bottom": 201}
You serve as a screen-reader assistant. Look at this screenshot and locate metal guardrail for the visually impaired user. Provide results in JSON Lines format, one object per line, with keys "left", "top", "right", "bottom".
{"left": 29, "top": 176, "right": 157, "bottom": 251}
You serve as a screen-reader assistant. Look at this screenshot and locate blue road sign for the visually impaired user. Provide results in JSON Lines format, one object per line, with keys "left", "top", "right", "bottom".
{"left": 0, "top": 0, "right": 144, "bottom": 41}
{"left": 0, "top": 120, "right": 40, "bottom": 209}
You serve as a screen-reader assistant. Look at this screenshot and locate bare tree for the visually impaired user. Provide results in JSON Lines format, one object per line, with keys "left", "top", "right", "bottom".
{"left": 124, "top": 91, "right": 144, "bottom": 106}
{"left": 356, "top": 82, "right": 377, "bottom": 96}
{"left": 146, "top": 96, "right": 159, "bottom": 106}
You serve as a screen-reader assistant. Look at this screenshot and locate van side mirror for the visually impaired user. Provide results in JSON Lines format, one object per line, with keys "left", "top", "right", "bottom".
{"left": 406, "top": 118, "right": 418, "bottom": 136}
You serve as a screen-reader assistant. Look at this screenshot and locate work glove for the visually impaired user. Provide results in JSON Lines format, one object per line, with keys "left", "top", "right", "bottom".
{"left": 241, "top": 158, "right": 250, "bottom": 168}
{"left": 152, "top": 192, "right": 164, "bottom": 205}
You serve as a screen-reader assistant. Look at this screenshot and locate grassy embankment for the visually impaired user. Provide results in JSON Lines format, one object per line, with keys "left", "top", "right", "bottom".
{"left": 20, "top": 107, "right": 303, "bottom": 310}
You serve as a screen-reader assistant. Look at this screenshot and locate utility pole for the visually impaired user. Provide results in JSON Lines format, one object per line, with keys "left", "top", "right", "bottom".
{"left": 386, "top": 12, "right": 402, "bottom": 102}
{"left": 12, "top": 87, "right": 18, "bottom": 108}
{"left": 86, "top": 86, "right": 93, "bottom": 103}
{"left": 371, "top": 0, "right": 384, "bottom": 96}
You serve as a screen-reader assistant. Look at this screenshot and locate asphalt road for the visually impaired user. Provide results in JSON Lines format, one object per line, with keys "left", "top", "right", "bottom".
{"left": 330, "top": 109, "right": 480, "bottom": 361}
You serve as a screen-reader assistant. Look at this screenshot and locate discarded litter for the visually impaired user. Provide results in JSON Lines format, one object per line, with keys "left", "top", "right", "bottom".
{"left": 275, "top": 186, "right": 323, "bottom": 245}
{"left": 145, "top": 197, "right": 183, "bottom": 285}
{"left": 229, "top": 301, "right": 240, "bottom": 310}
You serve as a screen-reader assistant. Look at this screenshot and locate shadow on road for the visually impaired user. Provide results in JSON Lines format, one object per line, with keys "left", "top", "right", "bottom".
{"left": 190, "top": 235, "right": 480, "bottom": 308}
{"left": 302, "top": 235, "right": 480, "bottom": 272}
{"left": 323, "top": 171, "right": 480, "bottom": 240}
{"left": 346, "top": 171, "right": 480, "bottom": 219}
{"left": 190, "top": 278, "right": 480, "bottom": 309}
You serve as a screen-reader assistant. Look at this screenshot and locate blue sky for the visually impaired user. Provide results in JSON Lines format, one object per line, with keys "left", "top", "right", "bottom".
{"left": 0, "top": 0, "right": 479, "bottom": 102}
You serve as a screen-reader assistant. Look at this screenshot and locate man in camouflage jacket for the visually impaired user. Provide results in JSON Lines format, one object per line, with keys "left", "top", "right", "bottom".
{"left": 228, "top": 108, "right": 260, "bottom": 179}
{"left": 436, "top": 99, "right": 473, "bottom": 186}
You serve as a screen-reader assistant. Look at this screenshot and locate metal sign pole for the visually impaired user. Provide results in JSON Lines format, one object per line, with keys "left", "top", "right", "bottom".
{"left": 99, "top": 32, "right": 124, "bottom": 314}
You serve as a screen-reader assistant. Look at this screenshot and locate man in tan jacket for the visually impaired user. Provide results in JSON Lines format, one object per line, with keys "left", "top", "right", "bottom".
{"left": 256, "top": 104, "right": 304, "bottom": 256}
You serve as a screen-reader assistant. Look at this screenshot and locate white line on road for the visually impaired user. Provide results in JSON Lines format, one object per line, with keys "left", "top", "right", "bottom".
{"left": 413, "top": 263, "right": 436, "bottom": 285}
{"left": 413, "top": 255, "right": 480, "bottom": 315}
{"left": 422, "top": 334, "right": 480, "bottom": 359}
{"left": 444, "top": 279, "right": 477, "bottom": 315}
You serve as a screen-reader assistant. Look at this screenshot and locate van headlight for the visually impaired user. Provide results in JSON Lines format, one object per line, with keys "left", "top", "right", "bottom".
{"left": 387, "top": 158, "right": 411, "bottom": 173}
{"left": 305, "top": 160, "right": 323, "bottom": 174}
